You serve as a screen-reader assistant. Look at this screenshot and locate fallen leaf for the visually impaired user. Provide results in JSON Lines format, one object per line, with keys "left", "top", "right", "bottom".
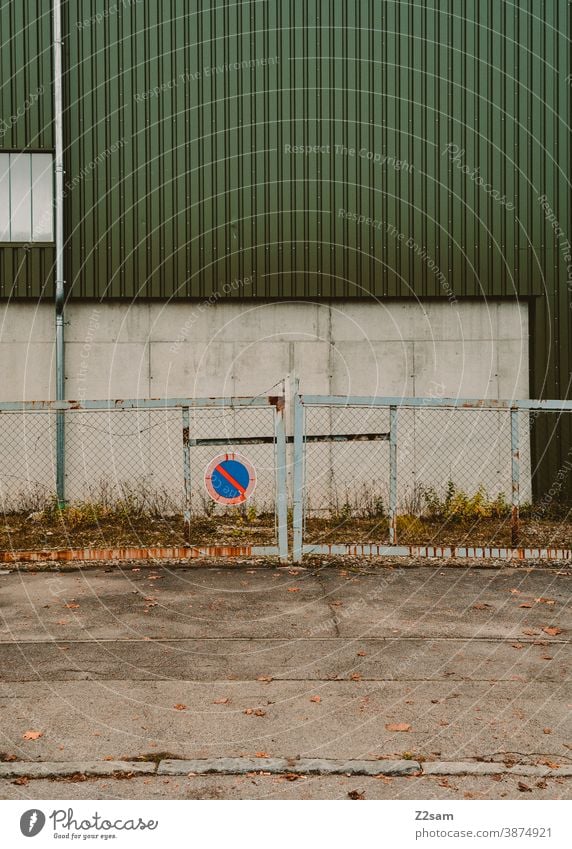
{"left": 522, "top": 629, "right": 539, "bottom": 636}
{"left": 543, "top": 627, "right": 562, "bottom": 636}
{"left": 287, "top": 587, "right": 300, "bottom": 593}
{"left": 472, "top": 603, "right": 492, "bottom": 610}
{"left": 535, "top": 598, "right": 556, "bottom": 605}
{"left": 538, "top": 759, "right": 560, "bottom": 769}
{"left": 385, "top": 723, "right": 411, "bottom": 732}
{"left": 357, "top": 651, "right": 367, "bottom": 657}
{"left": 519, "top": 602, "right": 533, "bottom": 608}
{"left": 330, "top": 601, "right": 343, "bottom": 607}
{"left": 22, "top": 731, "right": 42, "bottom": 741}
{"left": 257, "top": 675, "right": 273, "bottom": 683}
{"left": 254, "top": 709, "right": 266, "bottom": 717}
{"left": 173, "top": 704, "right": 187, "bottom": 711}
{"left": 213, "top": 697, "right": 229, "bottom": 705}
{"left": 12, "top": 777, "right": 29, "bottom": 786}
{"left": 510, "top": 589, "right": 521, "bottom": 595}
{"left": 542, "top": 655, "right": 553, "bottom": 661}
{"left": 348, "top": 789, "right": 365, "bottom": 800}
{"left": 511, "top": 643, "right": 524, "bottom": 650}
{"left": 283, "top": 773, "right": 300, "bottom": 781}
{"left": 543, "top": 728, "right": 552, "bottom": 734}
{"left": 310, "top": 696, "right": 321, "bottom": 703}
{"left": 350, "top": 673, "right": 362, "bottom": 681}
{"left": 255, "top": 752, "right": 268, "bottom": 758}
{"left": 64, "top": 603, "right": 79, "bottom": 609}
{"left": 518, "top": 782, "right": 532, "bottom": 792}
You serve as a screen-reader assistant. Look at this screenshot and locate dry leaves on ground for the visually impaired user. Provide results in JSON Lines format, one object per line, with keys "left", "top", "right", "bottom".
{"left": 310, "top": 695, "right": 321, "bottom": 703}
{"left": 22, "top": 731, "right": 43, "bottom": 741}
{"left": 348, "top": 789, "right": 365, "bottom": 799}
{"left": 244, "top": 708, "right": 266, "bottom": 717}
{"left": 543, "top": 626, "right": 563, "bottom": 636}
{"left": 213, "top": 697, "right": 230, "bottom": 705}
{"left": 385, "top": 723, "right": 411, "bottom": 732}
{"left": 173, "top": 704, "right": 187, "bottom": 711}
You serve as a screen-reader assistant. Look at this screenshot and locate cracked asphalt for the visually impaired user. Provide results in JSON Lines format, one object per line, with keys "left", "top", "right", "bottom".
{"left": 0, "top": 562, "right": 570, "bottom": 799}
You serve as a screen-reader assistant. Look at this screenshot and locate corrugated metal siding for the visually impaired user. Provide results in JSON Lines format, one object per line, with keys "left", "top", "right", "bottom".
{"left": 0, "top": 0, "right": 52, "bottom": 150}
{"left": 53, "top": 0, "right": 567, "bottom": 301}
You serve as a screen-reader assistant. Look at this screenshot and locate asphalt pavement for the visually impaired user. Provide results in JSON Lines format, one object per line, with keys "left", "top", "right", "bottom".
{"left": 0, "top": 561, "right": 570, "bottom": 799}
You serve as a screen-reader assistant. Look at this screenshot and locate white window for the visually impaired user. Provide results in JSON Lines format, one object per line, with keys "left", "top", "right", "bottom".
{"left": 0, "top": 152, "right": 53, "bottom": 242}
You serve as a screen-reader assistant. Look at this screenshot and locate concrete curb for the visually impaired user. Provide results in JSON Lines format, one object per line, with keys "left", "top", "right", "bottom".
{"left": 0, "top": 761, "right": 156, "bottom": 778}
{"left": 157, "top": 758, "right": 420, "bottom": 777}
{"left": 1, "top": 758, "right": 571, "bottom": 780}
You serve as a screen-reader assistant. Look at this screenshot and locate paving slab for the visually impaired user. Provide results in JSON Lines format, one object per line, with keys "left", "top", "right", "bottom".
{"left": 0, "top": 679, "right": 568, "bottom": 764}
{"left": 0, "top": 637, "right": 566, "bottom": 683}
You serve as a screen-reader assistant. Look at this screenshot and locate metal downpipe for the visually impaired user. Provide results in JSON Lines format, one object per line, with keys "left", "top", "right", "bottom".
{"left": 53, "top": 0, "right": 66, "bottom": 507}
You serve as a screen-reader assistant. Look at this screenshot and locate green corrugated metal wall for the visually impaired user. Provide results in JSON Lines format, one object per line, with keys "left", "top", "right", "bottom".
{"left": 0, "top": 0, "right": 571, "bottom": 494}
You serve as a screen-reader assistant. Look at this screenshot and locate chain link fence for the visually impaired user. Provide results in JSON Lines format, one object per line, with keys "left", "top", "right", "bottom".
{"left": 0, "top": 397, "right": 288, "bottom": 557}
{"left": 293, "top": 395, "right": 568, "bottom": 559}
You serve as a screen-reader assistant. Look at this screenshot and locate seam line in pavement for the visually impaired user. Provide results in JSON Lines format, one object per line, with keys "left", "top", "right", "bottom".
{"left": 1, "top": 758, "right": 571, "bottom": 780}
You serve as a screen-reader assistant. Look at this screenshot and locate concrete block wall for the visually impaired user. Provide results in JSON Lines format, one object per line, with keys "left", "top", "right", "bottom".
{"left": 0, "top": 299, "right": 530, "bottom": 512}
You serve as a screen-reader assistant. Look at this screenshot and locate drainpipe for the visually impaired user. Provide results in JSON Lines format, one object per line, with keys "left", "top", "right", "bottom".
{"left": 53, "top": 0, "right": 66, "bottom": 507}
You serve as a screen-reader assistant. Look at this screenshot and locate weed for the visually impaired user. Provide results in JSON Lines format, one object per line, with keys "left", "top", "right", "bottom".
{"left": 422, "top": 480, "right": 511, "bottom": 522}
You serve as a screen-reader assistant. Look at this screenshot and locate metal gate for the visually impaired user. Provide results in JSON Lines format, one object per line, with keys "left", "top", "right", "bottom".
{"left": 0, "top": 392, "right": 288, "bottom": 562}
{"left": 292, "top": 392, "right": 572, "bottom": 562}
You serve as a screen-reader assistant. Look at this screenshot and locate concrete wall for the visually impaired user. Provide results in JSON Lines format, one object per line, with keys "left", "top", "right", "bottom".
{"left": 0, "top": 299, "right": 530, "bottom": 513}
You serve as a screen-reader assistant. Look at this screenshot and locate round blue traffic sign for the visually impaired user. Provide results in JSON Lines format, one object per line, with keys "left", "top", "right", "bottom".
{"left": 204, "top": 453, "right": 257, "bottom": 505}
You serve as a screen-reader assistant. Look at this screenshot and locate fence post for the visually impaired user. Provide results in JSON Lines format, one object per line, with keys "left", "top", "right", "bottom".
{"left": 274, "top": 391, "right": 289, "bottom": 563}
{"left": 510, "top": 408, "right": 520, "bottom": 547}
{"left": 182, "top": 406, "right": 192, "bottom": 541}
{"left": 389, "top": 405, "right": 398, "bottom": 544}
{"left": 292, "top": 382, "right": 304, "bottom": 563}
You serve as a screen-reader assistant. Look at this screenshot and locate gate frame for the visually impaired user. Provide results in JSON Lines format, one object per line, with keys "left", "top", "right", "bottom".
{"left": 0, "top": 392, "right": 289, "bottom": 563}
{"left": 292, "top": 393, "right": 572, "bottom": 563}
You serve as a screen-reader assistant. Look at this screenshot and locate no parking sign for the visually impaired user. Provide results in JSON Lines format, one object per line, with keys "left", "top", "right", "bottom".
{"left": 204, "top": 453, "right": 257, "bottom": 505}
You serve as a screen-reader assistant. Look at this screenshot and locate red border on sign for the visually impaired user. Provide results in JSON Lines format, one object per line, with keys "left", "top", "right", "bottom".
{"left": 204, "top": 452, "right": 257, "bottom": 505}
